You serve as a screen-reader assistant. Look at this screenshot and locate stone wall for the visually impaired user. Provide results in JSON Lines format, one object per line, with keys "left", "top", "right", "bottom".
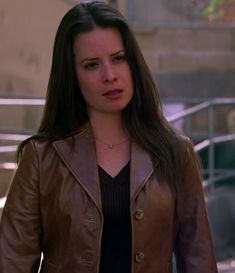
{"left": 0, "top": 0, "right": 73, "bottom": 98}
{"left": 1, "top": 0, "right": 234, "bottom": 100}
{"left": 0, "top": 0, "right": 74, "bottom": 135}
{"left": 134, "top": 23, "right": 235, "bottom": 100}
{"left": 0, "top": 0, "right": 234, "bottom": 134}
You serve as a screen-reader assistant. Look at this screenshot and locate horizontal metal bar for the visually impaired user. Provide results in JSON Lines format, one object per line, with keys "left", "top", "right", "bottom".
{"left": 206, "top": 171, "right": 235, "bottom": 185}
{"left": 0, "top": 98, "right": 45, "bottom": 106}
{"left": 0, "top": 162, "right": 17, "bottom": 169}
{"left": 167, "top": 97, "right": 235, "bottom": 122}
{"left": 203, "top": 169, "right": 235, "bottom": 175}
{"left": 0, "top": 133, "right": 30, "bottom": 141}
{"left": 195, "top": 133, "right": 235, "bottom": 152}
{"left": 167, "top": 101, "right": 210, "bottom": 122}
{"left": 0, "top": 146, "right": 17, "bottom": 153}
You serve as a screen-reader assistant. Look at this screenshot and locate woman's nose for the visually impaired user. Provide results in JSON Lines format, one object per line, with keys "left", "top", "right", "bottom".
{"left": 102, "top": 65, "right": 117, "bottom": 83}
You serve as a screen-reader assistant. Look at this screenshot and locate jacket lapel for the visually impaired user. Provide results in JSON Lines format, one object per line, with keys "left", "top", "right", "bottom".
{"left": 53, "top": 125, "right": 102, "bottom": 210}
{"left": 130, "top": 141, "right": 155, "bottom": 201}
{"left": 53, "top": 124, "right": 156, "bottom": 208}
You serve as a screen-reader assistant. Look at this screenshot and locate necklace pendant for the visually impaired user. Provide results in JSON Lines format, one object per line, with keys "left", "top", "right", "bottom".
{"left": 94, "top": 137, "right": 129, "bottom": 149}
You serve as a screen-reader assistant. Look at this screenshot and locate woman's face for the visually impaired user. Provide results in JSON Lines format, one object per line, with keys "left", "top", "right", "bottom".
{"left": 73, "top": 27, "right": 134, "bottom": 118}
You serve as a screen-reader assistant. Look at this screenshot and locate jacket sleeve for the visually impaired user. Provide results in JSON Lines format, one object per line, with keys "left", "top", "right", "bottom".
{"left": 174, "top": 139, "right": 218, "bottom": 273}
{"left": 0, "top": 140, "right": 42, "bottom": 273}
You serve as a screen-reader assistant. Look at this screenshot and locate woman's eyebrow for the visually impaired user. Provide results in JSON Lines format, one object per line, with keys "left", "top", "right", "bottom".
{"left": 111, "top": 49, "right": 125, "bottom": 56}
{"left": 80, "top": 49, "right": 125, "bottom": 64}
{"left": 80, "top": 57, "right": 99, "bottom": 64}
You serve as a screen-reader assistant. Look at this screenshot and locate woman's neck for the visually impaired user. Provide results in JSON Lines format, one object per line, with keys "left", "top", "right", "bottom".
{"left": 88, "top": 112, "right": 131, "bottom": 178}
{"left": 88, "top": 112, "right": 129, "bottom": 143}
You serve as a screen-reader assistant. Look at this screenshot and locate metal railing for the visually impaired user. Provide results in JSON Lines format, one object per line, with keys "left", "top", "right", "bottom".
{"left": 1, "top": 97, "right": 235, "bottom": 191}
{"left": 167, "top": 97, "right": 235, "bottom": 190}
{"left": 0, "top": 98, "right": 44, "bottom": 172}
{"left": 0, "top": 98, "right": 45, "bottom": 106}
{"left": 1, "top": 97, "right": 235, "bottom": 270}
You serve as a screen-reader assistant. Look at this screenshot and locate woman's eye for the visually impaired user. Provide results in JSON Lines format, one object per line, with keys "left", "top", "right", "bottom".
{"left": 84, "top": 62, "right": 99, "bottom": 70}
{"left": 113, "top": 55, "right": 126, "bottom": 63}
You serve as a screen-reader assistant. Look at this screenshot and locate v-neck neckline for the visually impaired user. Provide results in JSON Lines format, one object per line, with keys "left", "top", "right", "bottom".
{"left": 98, "top": 161, "right": 130, "bottom": 181}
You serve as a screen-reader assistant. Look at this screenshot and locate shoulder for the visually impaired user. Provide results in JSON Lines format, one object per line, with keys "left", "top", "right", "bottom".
{"left": 174, "top": 133, "right": 191, "bottom": 150}
{"left": 173, "top": 133, "right": 197, "bottom": 164}
{"left": 175, "top": 133, "right": 190, "bottom": 145}
{"left": 21, "top": 130, "right": 83, "bottom": 160}
{"left": 22, "top": 137, "right": 53, "bottom": 155}
{"left": 18, "top": 136, "right": 59, "bottom": 165}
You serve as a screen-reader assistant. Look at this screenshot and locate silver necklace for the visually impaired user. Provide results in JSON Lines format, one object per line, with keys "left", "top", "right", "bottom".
{"left": 95, "top": 137, "right": 129, "bottom": 149}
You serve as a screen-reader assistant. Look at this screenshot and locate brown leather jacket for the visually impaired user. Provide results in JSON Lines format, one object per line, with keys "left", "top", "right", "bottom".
{"left": 0, "top": 127, "right": 218, "bottom": 273}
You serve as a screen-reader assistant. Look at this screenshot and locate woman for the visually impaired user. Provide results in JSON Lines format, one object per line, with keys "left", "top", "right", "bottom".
{"left": 0, "top": 1, "right": 218, "bottom": 273}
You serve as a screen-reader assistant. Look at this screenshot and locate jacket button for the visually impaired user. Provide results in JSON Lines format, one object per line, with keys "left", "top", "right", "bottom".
{"left": 135, "top": 208, "right": 144, "bottom": 220}
{"left": 135, "top": 252, "right": 145, "bottom": 263}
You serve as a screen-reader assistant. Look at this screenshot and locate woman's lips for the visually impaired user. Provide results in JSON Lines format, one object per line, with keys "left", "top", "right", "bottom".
{"left": 102, "top": 89, "right": 123, "bottom": 100}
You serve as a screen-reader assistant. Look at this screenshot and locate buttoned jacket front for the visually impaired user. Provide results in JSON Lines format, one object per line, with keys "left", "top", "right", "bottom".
{"left": 0, "top": 126, "right": 218, "bottom": 273}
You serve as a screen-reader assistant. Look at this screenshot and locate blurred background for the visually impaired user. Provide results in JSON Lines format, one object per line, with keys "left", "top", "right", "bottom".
{"left": 0, "top": 0, "right": 235, "bottom": 272}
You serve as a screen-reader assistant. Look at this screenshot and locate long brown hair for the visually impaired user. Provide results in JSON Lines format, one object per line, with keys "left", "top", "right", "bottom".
{"left": 18, "top": 1, "right": 183, "bottom": 202}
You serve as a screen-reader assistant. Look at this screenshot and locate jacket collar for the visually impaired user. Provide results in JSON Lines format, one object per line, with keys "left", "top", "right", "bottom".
{"left": 130, "top": 141, "right": 154, "bottom": 201}
{"left": 53, "top": 124, "right": 154, "bottom": 208}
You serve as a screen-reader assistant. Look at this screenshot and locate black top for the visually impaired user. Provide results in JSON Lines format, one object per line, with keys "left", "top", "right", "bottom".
{"left": 98, "top": 162, "right": 132, "bottom": 273}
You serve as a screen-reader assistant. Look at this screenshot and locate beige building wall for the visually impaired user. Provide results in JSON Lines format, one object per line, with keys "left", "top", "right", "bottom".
{"left": 135, "top": 27, "right": 235, "bottom": 75}
{"left": 0, "top": 0, "right": 234, "bottom": 134}
{"left": 0, "top": 0, "right": 74, "bottom": 97}
{"left": 2, "top": 0, "right": 234, "bottom": 99}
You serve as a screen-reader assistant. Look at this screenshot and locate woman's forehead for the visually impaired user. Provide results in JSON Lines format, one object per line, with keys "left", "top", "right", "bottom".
{"left": 73, "top": 27, "right": 124, "bottom": 58}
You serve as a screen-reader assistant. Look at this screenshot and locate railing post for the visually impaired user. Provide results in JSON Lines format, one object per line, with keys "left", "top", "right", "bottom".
{"left": 208, "top": 104, "right": 215, "bottom": 190}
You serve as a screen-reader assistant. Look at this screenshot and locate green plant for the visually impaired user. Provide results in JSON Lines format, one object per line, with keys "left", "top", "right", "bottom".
{"left": 203, "top": 0, "right": 224, "bottom": 21}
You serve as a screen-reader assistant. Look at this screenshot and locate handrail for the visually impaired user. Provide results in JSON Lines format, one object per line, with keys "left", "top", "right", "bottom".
{"left": 1, "top": 97, "right": 234, "bottom": 119}
{"left": 207, "top": 171, "right": 235, "bottom": 185}
{"left": 0, "top": 146, "right": 18, "bottom": 153}
{"left": 0, "top": 98, "right": 45, "bottom": 106}
{"left": 194, "top": 133, "right": 235, "bottom": 152}
{"left": 0, "top": 163, "right": 17, "bottom": 169}
{"left": 0, "top": 97, "right": 235, "bottom": 188}
{"left": 166, "top": 97, "right": 235, "bottom": 191}
{"left": 167, "top": 97, "right": 235, "bottom": 123}
{"left": 0, "top": 133, "right": 31, "bottom": 141}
